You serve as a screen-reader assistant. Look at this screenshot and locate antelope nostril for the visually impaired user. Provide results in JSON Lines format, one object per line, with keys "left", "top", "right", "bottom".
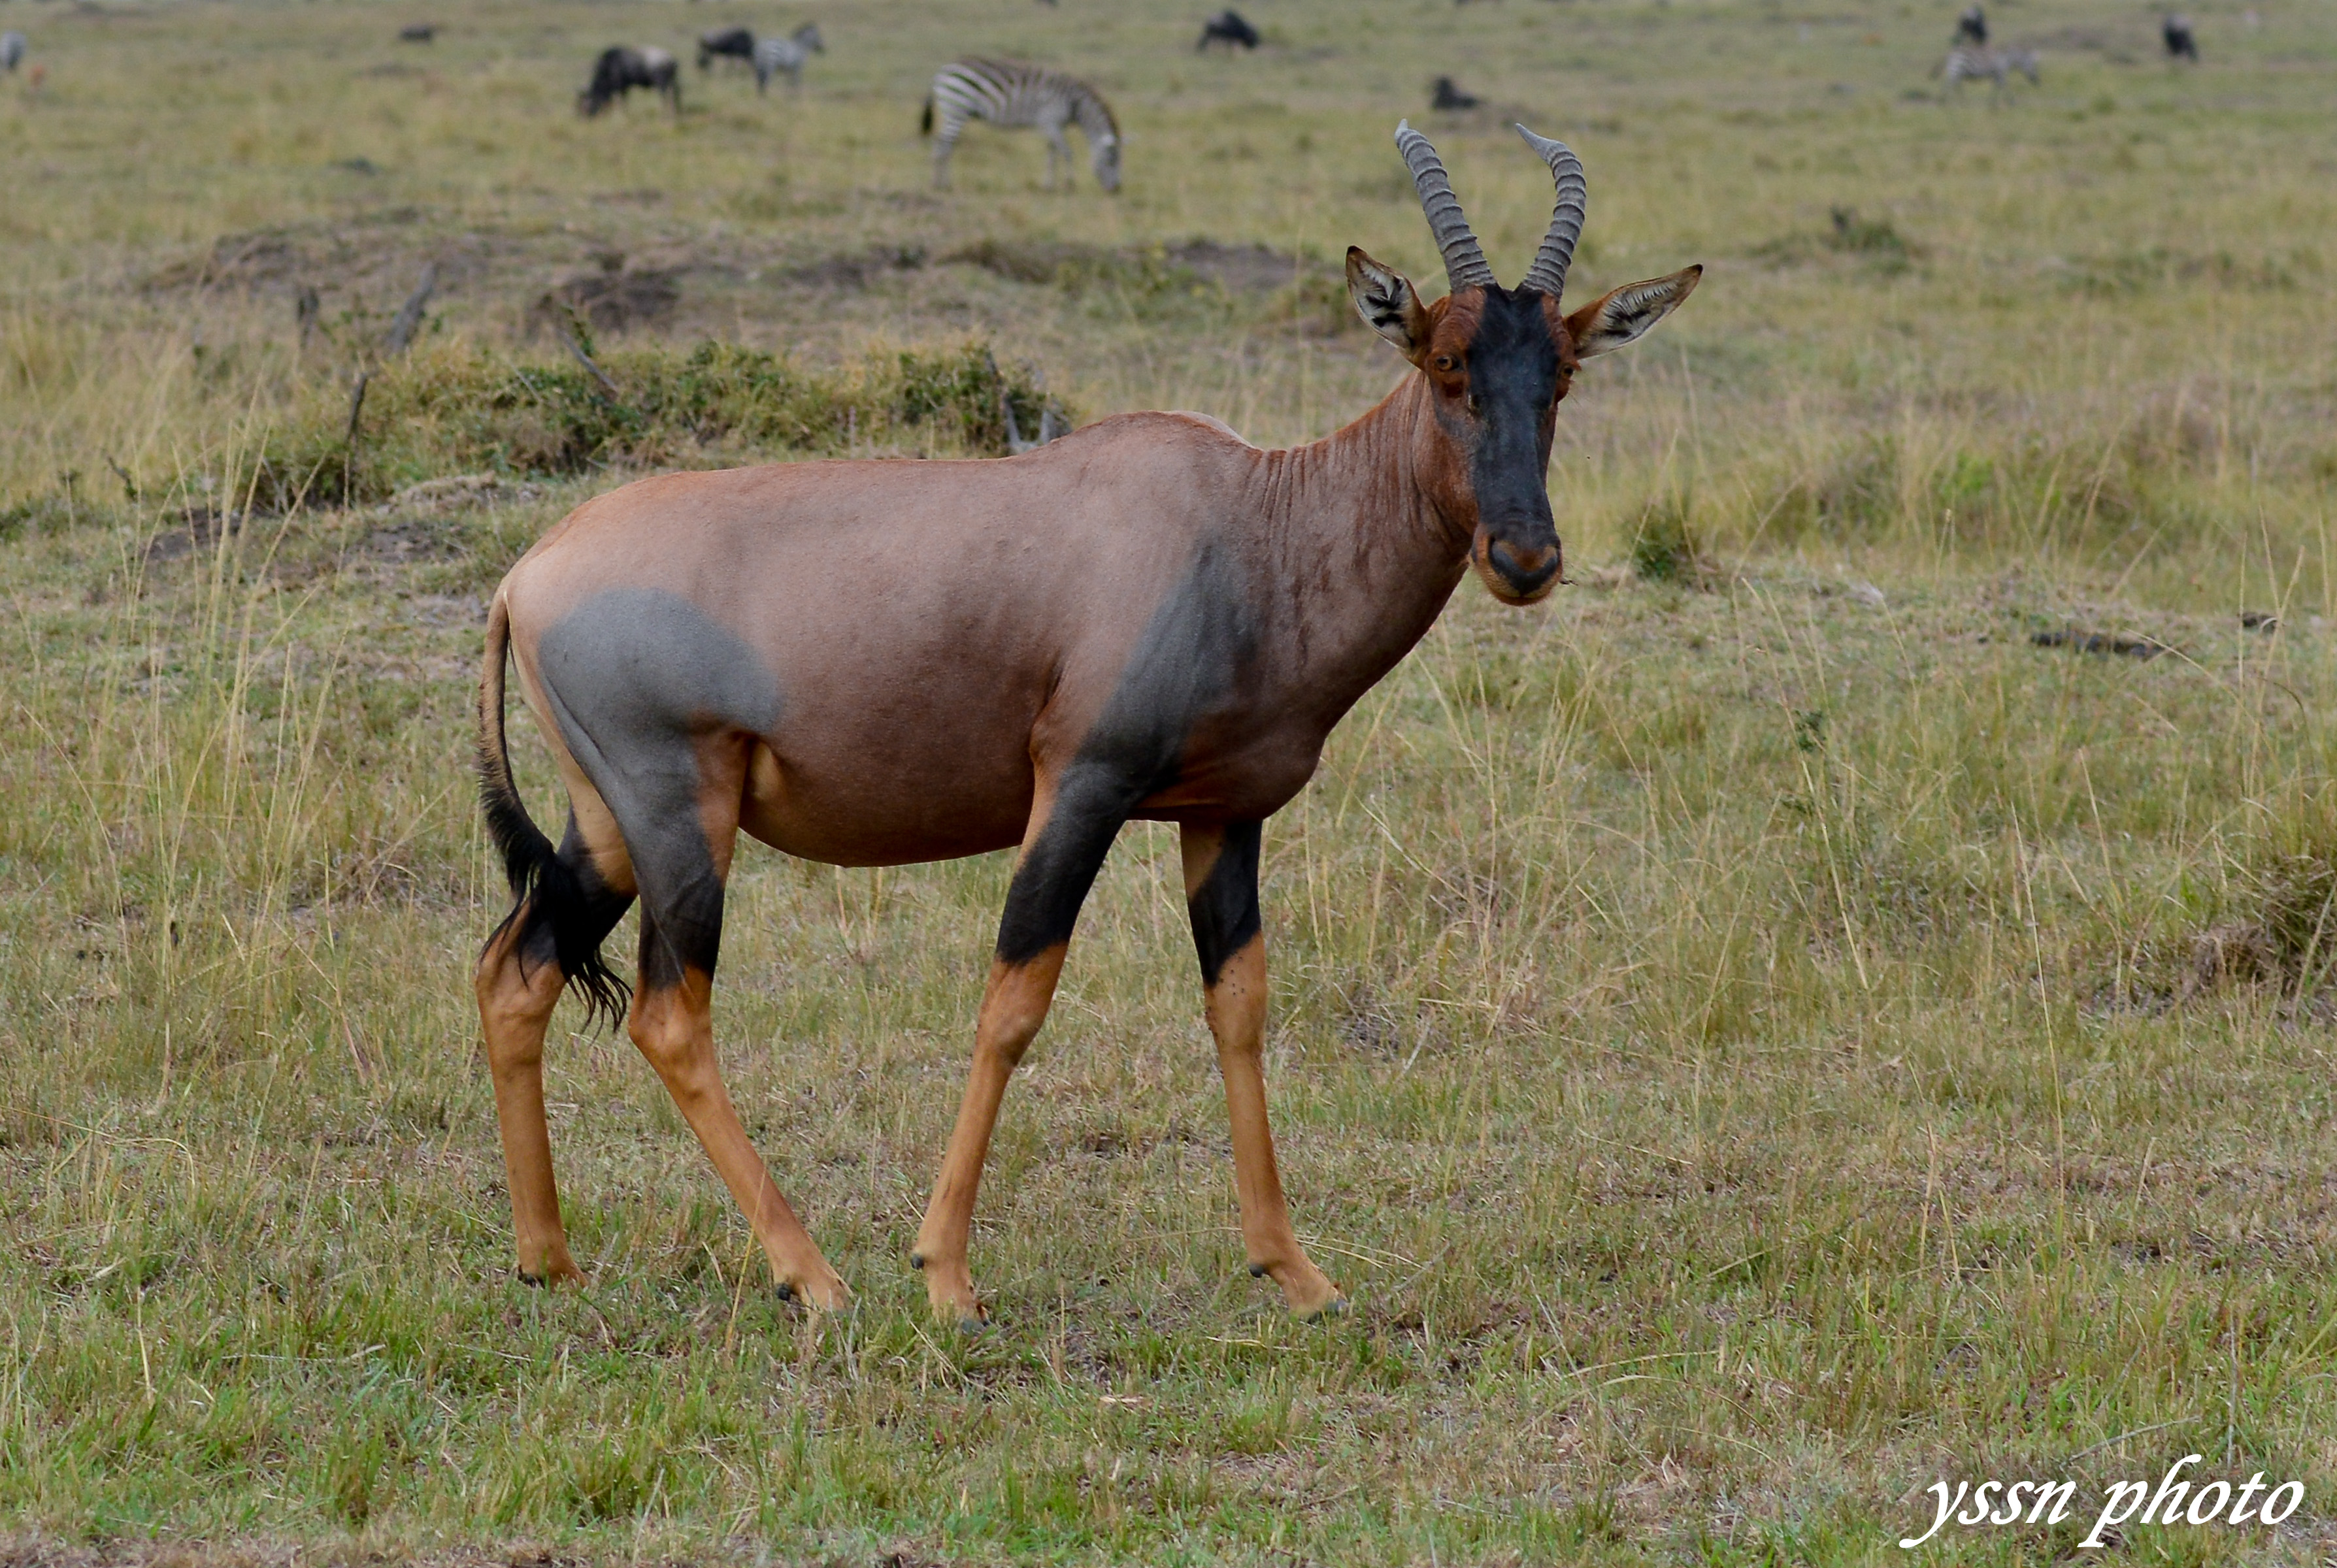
{"left": 1487, "top": 540, "right": 1559, "bottom": 592}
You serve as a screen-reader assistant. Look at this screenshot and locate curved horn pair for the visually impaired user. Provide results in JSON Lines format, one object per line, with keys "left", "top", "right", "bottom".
{"left": 1393, "top": 120, "right": 1587, "bottom": 301}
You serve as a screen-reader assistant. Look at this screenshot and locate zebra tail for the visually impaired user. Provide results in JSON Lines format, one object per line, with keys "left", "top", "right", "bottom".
{"left": 920, "top": 97, "right": 933, "bottom": 137}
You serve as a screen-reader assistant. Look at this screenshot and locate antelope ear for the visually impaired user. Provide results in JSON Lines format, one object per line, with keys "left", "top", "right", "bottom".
{"left": 1564, "top": 265, "right": 1702, "bottom": 359}
{"left": 1346, "top": 246, "right": 1432, "bottom": 363}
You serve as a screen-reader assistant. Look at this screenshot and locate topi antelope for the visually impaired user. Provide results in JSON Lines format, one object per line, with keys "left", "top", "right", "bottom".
{"left": 472, "top": 122, "right": 1699, "bottom": 1325}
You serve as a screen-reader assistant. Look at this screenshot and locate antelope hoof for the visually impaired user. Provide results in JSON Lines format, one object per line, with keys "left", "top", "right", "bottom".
{"left": 916, "top": 1258, "right": 984, "bottom": 1327}
{"left": 1260, "top": 1258, "right": 1344, "bottom": 1320}
{"left": 778, "top": 1266, "right": 852, "bottom": 1313}
{"left": 515, "top": 1249, "right": 584, "bottom": 1289}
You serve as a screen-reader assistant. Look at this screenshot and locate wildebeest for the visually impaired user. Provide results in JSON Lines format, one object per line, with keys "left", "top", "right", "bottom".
{"left": 1953, "top": 4, "right": 1988, "bottom": 46}
{"left": 2163, "top": 14, "right": 2199, "bottom": 60}
{"left": 468, "top": 120, "right": 1699, "bottom": 1323}
{"left": 698, "top": 26, "right": 754, "bottom": 71}
{"left": 578, "top": 46, "right": 682, "bottom": 118}
{"left": 1431, "top": 76, "right": 1480, "bottom": 111}
{"left": 0, "top": 33, "right": 25, "bottom": 74}
{"left": 399, "top": 24, "right": 437, "bottom": 44}
{"left": 1197, "top": 9, "right": 1261, "bottom": 51}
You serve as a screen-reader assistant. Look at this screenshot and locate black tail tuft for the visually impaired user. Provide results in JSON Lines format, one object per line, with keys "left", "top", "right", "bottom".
{"left": 478, "top": 602, "right": 631, "bottom": 1032}
{"left": 920, "top": 97, "right": 933, "bottom": 137}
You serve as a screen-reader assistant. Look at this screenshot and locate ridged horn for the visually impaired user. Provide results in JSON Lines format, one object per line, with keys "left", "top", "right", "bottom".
{"left": 1394, "top": 120, "right": 1496, "bottom": 293}
{"left": 1515, "top": 123, "right": 1587, "bottom": 301}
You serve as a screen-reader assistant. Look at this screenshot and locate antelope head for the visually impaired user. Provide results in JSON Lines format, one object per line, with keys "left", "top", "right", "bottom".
{"left": 1348, "top": 122, "right": 1702, "bottom": 604}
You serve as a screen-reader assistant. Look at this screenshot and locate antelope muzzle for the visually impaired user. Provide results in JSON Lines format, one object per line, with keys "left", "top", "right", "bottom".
{"left": 1477, "top": 532, "right": 1563, "bottom": 604}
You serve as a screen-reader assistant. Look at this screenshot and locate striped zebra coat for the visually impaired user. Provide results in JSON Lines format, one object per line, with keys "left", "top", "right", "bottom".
{"left": 920, "top": 58, "right": 1121, "bottom": 191}
{"left": 1939, "top": 43, "right": 2039, "bottom": 91}
{"left": 754, "top": 24, "right": 825, "bottom": 95}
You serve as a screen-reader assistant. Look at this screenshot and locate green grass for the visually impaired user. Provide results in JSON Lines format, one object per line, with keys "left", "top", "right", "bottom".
{"left": 3, "top": 0, "right": 2336, "bottom": 1563}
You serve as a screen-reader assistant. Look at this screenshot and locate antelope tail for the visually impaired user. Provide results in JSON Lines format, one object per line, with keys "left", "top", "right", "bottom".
{"left": 476, "top": 593, "right": 630, "bottom": 1028}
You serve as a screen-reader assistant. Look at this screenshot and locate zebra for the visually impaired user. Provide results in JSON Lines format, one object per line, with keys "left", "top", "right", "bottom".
{"left": 752, "top": 24, "right": 825, "bottom": 95}
{"left": 921, "top": 58, "right": 1121, "bottom": 192}
{"left": 1940, "top": 44, "right": 2038, "bottom": 91}
{"left": 0, "top": 33, "right": 25, "bottom": 74}
{"left": 578, "top": 46, "right": 681, "bottom": 118}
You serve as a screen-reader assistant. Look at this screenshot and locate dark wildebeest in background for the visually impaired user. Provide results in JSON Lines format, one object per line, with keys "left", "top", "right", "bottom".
{"left": 1431, "top": 76, "right": 1480, "bottom": 110}
{"left": 699, "top": 26, "right": 754, "bottom": 72}
{"left": 2163, "top": 14, "right": 2199, "bottom": 59}
{"left": 1953, "top": 5, "right": 1987, "bottom": 46}
{"left": 579, "top": 46, "right": 682, "bottom": 118}
{"left": 1196, "top": 10, "right": 1261, "bottom": 51}
{"left": 0, "top": 32, "right": 25, "bottom": 74}
{"left": 399, "top": 24, "right": 437, "bottom": 44}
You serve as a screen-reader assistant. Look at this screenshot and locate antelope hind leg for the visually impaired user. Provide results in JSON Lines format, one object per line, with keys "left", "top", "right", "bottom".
{"left": 626, "top": 733, "right": 848, "bottom": 1310}
{"left": 474, "top": 811, "right": 636, "bottom": 1287}
{"left": 1182, "top": 822, "right": 1344, "bottom": 1318}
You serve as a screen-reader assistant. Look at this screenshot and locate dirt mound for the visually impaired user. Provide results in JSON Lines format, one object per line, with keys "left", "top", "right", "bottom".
{"left": 944, "top": 236, "right": 1314, "bottom": 295}
{"left": 1159, "top": 238, "right": 1304, "bottom": 293}
{"left": 531, "top": 258, "right": 683, "bottom": 336}
{"left": 786, "top": 244, "right": 929, "bottom": 290}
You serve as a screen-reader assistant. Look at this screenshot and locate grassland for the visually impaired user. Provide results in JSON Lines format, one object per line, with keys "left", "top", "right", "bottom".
{"left": 3, "top": 0, "right": 2336, "bottom": 1563}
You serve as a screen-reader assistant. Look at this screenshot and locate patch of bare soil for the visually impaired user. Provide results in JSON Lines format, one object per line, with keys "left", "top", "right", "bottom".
{"left": 2030, "top": 627, "right": 2174, "bottom": 659}
{"left": 529, "top": 256, "right": 684, "bottom": 336}
{"left": 784, "top": 243, "right": 929, "bottom": 290}
{"left": 942, "top": 235, "right": 1313, "bottom": 294}
{"left": 1159, "top": 238, "right": 1306, "bottom": 292}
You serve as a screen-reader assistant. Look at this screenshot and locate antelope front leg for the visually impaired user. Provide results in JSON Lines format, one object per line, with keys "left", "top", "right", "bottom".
{"left": 914, "top": 770, "right": 1127, "bottom": 1324}
{"left": 912, "top": 948, "right": 1069, "bottom": 1324}
{"left": 1182, "top": 822, "right": 1344, "bottom": 1318}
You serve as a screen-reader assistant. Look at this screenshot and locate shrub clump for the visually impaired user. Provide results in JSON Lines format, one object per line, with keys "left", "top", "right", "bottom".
{"left": 1630, "top": 492, "right": 1713, "bottom": 584}
{"left": 249, "top": 338, "right": 1063, "bottom": 512}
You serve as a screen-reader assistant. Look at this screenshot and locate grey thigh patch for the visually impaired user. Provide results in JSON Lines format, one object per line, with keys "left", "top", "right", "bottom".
{"left": 536, "top": 589, "right": 783, "bottom": 984}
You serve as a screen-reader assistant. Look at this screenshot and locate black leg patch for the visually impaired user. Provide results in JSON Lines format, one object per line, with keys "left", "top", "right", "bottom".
{"left": 995, "top": 762, "right": 1144, "bottom": 966}
{"left": 1187, "top": 821, "right": 1263, "bottom": 988}
{"left": 995, "top": 545, "right": 1259, "bottom": 967}
{"left": 637, "top": 863, "right": 727, "bottom": 992}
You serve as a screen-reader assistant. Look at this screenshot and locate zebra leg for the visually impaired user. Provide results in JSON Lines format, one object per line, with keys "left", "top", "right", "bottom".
{"left": 1043, "top": 124, "right": 1071, "bottom": 190}
{"left": 932, "top": 120, "right": 961, "bottom": 189}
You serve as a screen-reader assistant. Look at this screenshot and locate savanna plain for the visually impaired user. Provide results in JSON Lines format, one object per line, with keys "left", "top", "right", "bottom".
{"left": 3, "top": 0, "right": 2336, "bottom": 1563}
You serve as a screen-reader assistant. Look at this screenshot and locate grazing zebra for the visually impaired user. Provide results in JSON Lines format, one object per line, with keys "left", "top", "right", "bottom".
{"left": 698, "top": 26, "right": 755, "bottom": 72}
{"left": 579, "top": 46, "right": 681, "bottom": 118}
{"left": 2163, "top": 14, "right": 2199, "bottom": 60}
{"left": 1196, "top": 9, "right": 1261, "bottom": 52}
{"left": 1940, "top": 43, "right": 2038, "bottom": 90}
{"left": 921, "top": 58, "right": 1121, "bottom": 192}
{"left": 753, "top": 24, "right": 825, "bottom": 95}
{"left": 0, "top": 33, "right": 24, "bottom": 74}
